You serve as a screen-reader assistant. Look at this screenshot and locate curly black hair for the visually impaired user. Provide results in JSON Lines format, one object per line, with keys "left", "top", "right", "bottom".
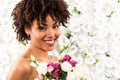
{"left": 11, "top": 0, "right": 70, "bottom": 44}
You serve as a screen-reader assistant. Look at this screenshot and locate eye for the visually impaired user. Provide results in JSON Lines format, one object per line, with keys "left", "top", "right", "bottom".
{"left": 53, "top": 25, "right": 59, "bottom": 29}
{"left": 38, "top": 26, "right": 46, "bottom": 30}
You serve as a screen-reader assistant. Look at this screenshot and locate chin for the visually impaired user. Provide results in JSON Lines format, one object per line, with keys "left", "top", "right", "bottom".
{"left": 47, "top": 46, "right": 56, "bottom": 51}
{"left": 48, "top": 47, "right": 55, "bottom": 51}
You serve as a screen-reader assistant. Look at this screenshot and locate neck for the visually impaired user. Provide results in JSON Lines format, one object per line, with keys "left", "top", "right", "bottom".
{"left": 27, "top": 45, "right": 49, "bottom": 62}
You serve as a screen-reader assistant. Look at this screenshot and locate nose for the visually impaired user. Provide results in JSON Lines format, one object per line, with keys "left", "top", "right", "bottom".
{"left": 46, "top": 28, "right": 55, "bottom": 39}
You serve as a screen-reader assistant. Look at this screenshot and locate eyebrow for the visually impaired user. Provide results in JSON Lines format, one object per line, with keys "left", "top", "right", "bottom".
{"left": 53, "top": 21, "right": 59, "bottom": 25}
{"left": 40, "top": 21, "right": 59, "bottom": 26}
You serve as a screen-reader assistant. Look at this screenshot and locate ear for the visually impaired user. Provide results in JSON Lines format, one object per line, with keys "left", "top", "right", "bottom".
{"left": 24, "top": 26, "right": 31, "bottom": 35}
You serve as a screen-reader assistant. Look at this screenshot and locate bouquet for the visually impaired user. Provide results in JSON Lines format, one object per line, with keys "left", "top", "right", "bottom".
{"left": 28, "top": 54, "right": 81, "bottom": 80}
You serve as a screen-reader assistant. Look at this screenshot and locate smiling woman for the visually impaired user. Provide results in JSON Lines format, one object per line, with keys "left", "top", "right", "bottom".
{"left": 6, "top": 0, "right": 70, "bottom": 80}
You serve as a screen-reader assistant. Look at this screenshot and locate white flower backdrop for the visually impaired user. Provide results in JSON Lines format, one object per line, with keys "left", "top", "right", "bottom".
{"left": 0, "top": 0, "right": 120, "bottom": 80}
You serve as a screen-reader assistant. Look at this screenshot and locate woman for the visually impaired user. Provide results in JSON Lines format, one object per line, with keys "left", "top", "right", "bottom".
{"left": 6, "top": 0, "right": 70, "bottom": 80}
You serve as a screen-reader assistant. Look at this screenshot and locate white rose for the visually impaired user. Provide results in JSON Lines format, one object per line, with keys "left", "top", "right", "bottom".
{"left": 36, "top": 62, "right": 47, "bottom": 75}
{"left": 66, "top": 71, "right": 76, "bottom": 80}
{"left": 34, "top": 78, "right": 39, "bottom": 80}
{"left": 61, "top": 61, "right": 72, "bottom": 72}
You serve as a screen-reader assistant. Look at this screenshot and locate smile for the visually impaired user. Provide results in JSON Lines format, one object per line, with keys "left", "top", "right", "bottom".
{"left": 44, "top": 40, "right": 55, "bottom": 46}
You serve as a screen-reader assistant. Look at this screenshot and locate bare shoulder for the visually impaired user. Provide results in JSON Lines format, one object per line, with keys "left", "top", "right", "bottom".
{"left": 15, "top": 56, "right": 31, "bottom": 73}
{"left": 6, "top": 56, "right": 31, "bottom": 80}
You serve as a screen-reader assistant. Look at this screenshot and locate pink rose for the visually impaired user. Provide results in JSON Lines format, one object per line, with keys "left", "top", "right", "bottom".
{"left": 62, "top": 55, "right": 71, "bottom": 62}
{"left": 53, "top": 63, "right": 60, "bottom": 70}
{"left": 52, "top": 70, "right": 60, "bottom": 78}
{"left": 47, "top": 62, "right": 60, "bottom": 70}
{"left": 69, "top": 60, "right": 77, "bottom": 67}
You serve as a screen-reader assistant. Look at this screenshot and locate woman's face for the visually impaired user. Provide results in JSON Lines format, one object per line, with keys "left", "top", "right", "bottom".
{"left": 29, "top": 15, "right": 60, "bottom": 51}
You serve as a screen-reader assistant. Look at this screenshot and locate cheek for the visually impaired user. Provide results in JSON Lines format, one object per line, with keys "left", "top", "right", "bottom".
{"left": 31, "top": 32, "right": 44, "bottom": 41}
{"left": 37, "top": 33, "right": 45, "bottom": 39}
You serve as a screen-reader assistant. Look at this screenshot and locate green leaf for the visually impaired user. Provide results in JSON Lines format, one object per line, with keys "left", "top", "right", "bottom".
{"left": 118, "top": 0, "right": 120, "bottom": 3}
{"left": 83, "top": 53, "right": 88, "bottom": 59}
{"left": 105, "top": 52, "right": 110, "bottom": 57}
{"left": 60, "top": 71, "right": 67, "bottom": 80}
{"left": 18, "top": 41, "right": 22, "bottom": 44}
{"left": 59, "top": 44, "right": 69, "bottom": 53}
{"left": 71, "top": 41, "right": 75, "bottom": 46}
{"left": 67, "top": 41, "right": 75, "bottom": 53}
{"left": 65, "top": 32, "right": 72, "bottom": 39}
{"left": 72, "top": 7, "right": 81, "bottom": 14}
{"left": 59, "top": 41, "right": 75, "bottom": 54}
{"left": 88, "top": 32, "right": 96, "bottom": 37}
{"left": 80, "top": 77, "right": 85, "bottom": 80}
{"left": 58, "top": 55, "right": 62, "bottom": 62}
{"left": 107, "top": 11, "right": 114, "bottom": 17}
{"left": 94, "top": 58, "right": 99, "bottom": 64}
{"left": 19, "top": 41, "right": 26, "bottom": 46}
{"left": 30, "top": 55, "right": 36, "bottom": 61}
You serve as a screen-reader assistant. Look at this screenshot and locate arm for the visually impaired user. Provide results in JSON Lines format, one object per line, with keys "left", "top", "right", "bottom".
{"left": 6, "top": 58, "right": 30, "bottom": 80}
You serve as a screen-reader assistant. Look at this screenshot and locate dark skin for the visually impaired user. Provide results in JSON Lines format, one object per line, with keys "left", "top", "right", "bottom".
{"left": 7, "top": 15, "right": 58, "bottom": 80}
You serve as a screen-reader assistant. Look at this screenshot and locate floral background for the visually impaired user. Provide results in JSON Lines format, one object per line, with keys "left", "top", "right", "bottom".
{"left": 0, "top": 0, "right": 120, "bottom": 80}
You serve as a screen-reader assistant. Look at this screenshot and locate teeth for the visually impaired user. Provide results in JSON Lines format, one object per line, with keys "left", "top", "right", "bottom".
{"left": 45, "top": 40, "right": 54, "bottom": 44}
